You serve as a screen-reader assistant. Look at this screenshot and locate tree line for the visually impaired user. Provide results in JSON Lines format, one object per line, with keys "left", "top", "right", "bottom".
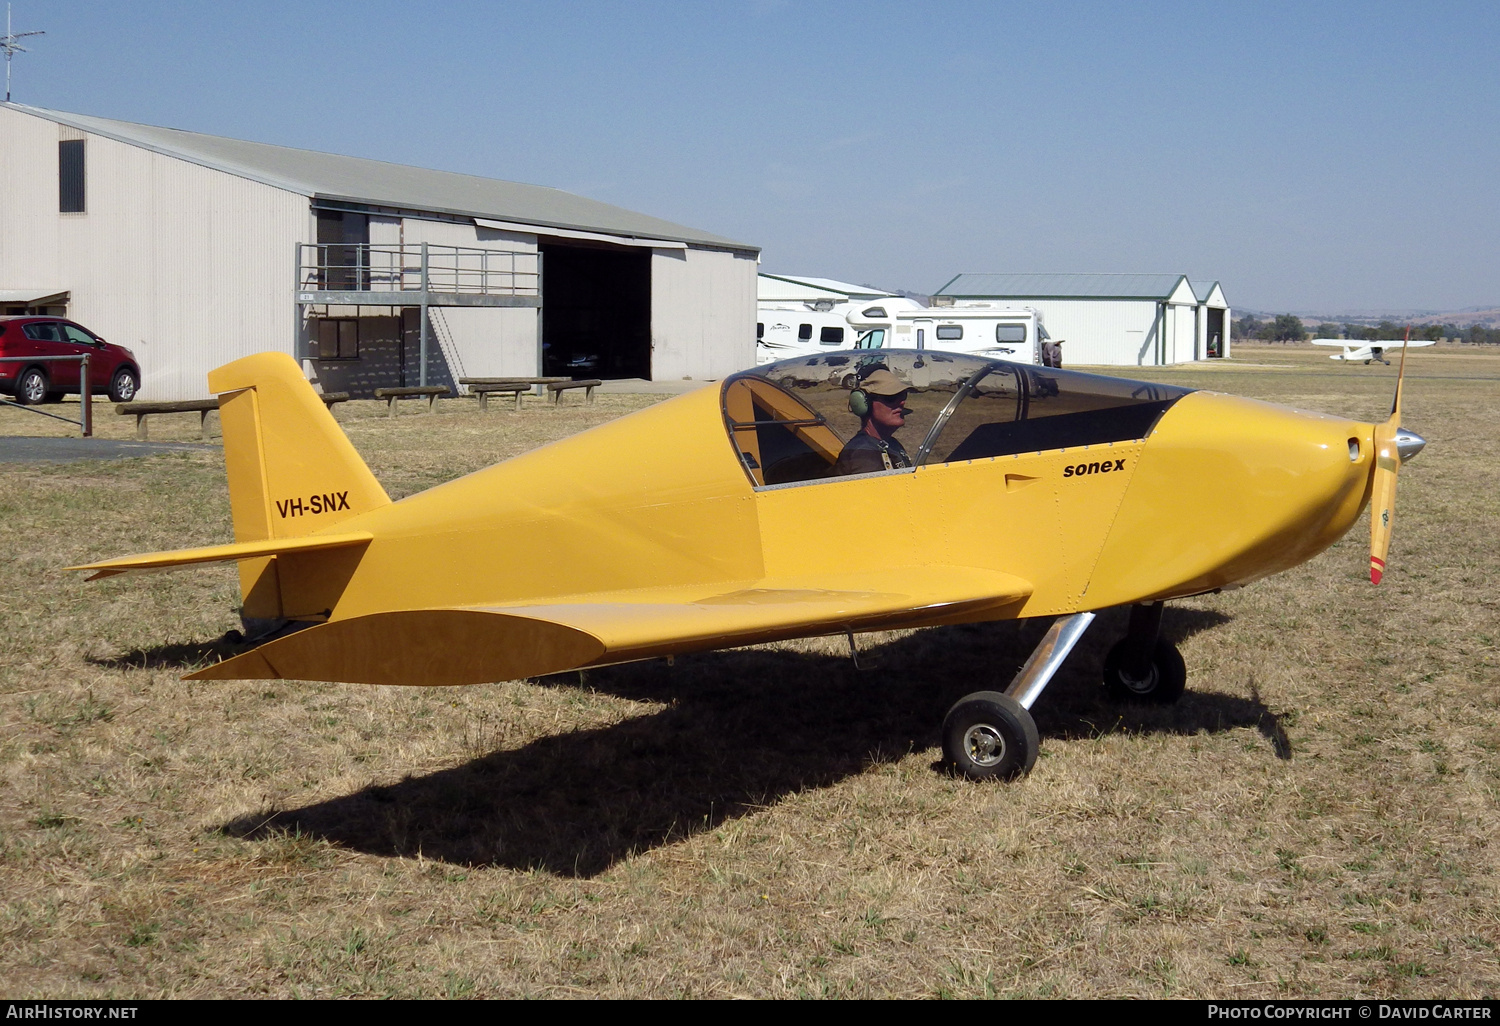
{"left": 1233, "top": 315, "right": 1499, "bottom": 344}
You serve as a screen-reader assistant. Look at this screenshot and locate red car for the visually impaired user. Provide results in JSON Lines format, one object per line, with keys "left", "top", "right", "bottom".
{"left": 0, "top": 316, "right": 141, "bottom": 404}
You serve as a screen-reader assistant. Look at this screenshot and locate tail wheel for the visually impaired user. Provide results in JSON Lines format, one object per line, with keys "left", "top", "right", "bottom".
{"left": 941, "top": 691, "right": 1039, "bottom": 780}
{"left": 15, "top": 367, "right": 48, "bottom": 405}
{"left": 1102, "top": 637, "right": 1186, "bottom": 704}
{"left": 108, "top": 368, "right": 140, "bottom": 403}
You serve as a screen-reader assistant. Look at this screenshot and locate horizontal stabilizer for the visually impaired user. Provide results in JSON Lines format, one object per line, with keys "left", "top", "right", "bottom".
{"left": 69, "top": 532, "right": 374, "bottom": 581}
{"left": 187, "top": 566, "right": 1032, "bottom": 686}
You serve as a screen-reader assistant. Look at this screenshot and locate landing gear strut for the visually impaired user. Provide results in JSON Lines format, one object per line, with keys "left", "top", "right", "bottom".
{"left": 941, "top": 603, "right": 1189, "bottom": 780}
{"left": 942, "top": 611, "right": 1095, "bottom": 780}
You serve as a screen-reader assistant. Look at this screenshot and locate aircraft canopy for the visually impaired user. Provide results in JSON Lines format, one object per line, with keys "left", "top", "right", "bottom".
{"left": 723, "top": 350, "right": 1193, "bottom": 487}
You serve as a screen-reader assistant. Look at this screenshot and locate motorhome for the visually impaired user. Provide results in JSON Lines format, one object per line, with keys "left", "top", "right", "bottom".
{"left": 757, "top": 298, "right": 1045, "bottom": 364}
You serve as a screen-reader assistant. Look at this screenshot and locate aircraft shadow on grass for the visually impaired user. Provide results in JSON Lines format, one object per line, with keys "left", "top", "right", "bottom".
{"left": 218, "top": 605, "right": 1290, "bottom": 877}
{"left": 90, "top": 635, "right": 243, "bottom": 672}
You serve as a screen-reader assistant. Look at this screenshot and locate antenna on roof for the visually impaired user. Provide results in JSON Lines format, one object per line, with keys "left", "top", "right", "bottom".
{"left": 2, "top": 4, "right": 45, "bottom": 103}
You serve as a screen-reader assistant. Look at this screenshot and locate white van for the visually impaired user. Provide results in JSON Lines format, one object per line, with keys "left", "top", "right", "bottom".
{"left": 757, "top": 298, "right": 1044, "bottom": 364}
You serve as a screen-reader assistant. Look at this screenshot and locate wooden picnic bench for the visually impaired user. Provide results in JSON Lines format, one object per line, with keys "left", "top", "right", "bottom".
{"left": 118, "top": 392, "right": 349, "bottom": 440}
{"left": 466, "top": 381, "right": 535, "bottom": 411}
{"left": 460, "top": 376, "right": 599, "bottom": 411}
{"left": 118, "top": 399, "right": 219, "bottom": 441}
{"left": 459, "top": 377, "right": 570, "bottom": 388}
{"left": 373, "top": 385, "right": 449, "bottom": 416}
{"left": 546, "top": 379, "right": 602, "bottom": 404}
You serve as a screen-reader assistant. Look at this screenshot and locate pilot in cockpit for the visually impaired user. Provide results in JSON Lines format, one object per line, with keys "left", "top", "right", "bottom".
{"left": 832, "top": 368, "right": 915, "bottom": 476}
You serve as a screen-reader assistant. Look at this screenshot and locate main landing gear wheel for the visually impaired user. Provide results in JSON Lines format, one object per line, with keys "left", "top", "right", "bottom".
{"left": 942, "top": 691, "right": 1039, "bottom": 780}
{"left": 1102, "top": 636, "right": 1186, "bottom": 704}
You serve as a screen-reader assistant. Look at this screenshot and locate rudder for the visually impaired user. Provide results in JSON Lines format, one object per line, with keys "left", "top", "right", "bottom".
{"left": 210, "top": 352, "right": 389, "bottom": 544}
{"left": 210, "top": 354, "right": 389, "bottom": 624}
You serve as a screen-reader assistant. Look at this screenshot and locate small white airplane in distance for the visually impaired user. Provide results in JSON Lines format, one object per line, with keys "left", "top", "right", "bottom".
{"left": 1311, "top": 338, "right": 1436, "bottom": 365}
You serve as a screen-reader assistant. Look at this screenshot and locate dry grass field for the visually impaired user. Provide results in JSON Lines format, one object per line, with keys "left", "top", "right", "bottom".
{"left": 1, "top": 344, "right": 1497, "bottom": 998}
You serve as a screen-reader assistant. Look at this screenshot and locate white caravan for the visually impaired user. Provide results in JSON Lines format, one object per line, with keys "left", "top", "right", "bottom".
{"left": 757, "top": 298, "right": 1045, "bottom": 364}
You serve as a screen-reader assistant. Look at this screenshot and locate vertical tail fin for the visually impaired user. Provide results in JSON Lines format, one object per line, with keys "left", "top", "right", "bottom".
{"left": 209, "top": 353, "right": 389, "bottom": 544}
{"left": 209, "top": 354, "right": 388, "bottom": 623}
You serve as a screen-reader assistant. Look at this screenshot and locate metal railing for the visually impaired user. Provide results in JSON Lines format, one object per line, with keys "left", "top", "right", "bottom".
{"left": 297, "top": 243, "right": 539, "bottom": 298}
{"left": 0, "top": 354, "right": 93, "bottom": 436}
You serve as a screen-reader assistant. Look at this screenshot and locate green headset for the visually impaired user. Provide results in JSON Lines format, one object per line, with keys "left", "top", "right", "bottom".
{"left": 848, "top": 387, "right": 872, "bottom": 418}
{"left": 849, "top": 386, "right": 906, "bottom": 418}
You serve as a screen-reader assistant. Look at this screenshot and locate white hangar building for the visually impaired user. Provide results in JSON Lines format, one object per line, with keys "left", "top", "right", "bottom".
{"left": 0, "top": 102, "right": 759, "bottom": 399}
{"left": 757, "top": 273, "right": 895, "bottom": 304}
{"left": 932, "top": 273, "right": 1230, "bottom": 366}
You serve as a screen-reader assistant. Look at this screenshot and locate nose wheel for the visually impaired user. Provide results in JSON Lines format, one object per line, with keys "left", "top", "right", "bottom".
{"left": 1100, "top": 602, "right": 1186, "bottom": 703}
{"left": 1102, "top": 636, "right": 1186, "bottom": 702}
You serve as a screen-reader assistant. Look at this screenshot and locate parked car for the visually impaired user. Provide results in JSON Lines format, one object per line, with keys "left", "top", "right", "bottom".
{"left": 0, "top": 316, "right": 140, "bottom": 404}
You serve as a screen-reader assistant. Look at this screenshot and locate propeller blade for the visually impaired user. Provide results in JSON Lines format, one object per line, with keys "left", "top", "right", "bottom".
{"left": 1390, "top": 328, "right": 1410, "bottom": 420}
{"left": 1369, "top": 421, "right": 1399, "bottom": 584}
{"left": 1369, "top": 330, "right": 1410, "bottom": 585}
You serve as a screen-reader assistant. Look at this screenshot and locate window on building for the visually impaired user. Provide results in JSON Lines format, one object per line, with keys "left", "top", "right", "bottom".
{"left": 819, "top": 326, "right": 844, "bottom": 346}
{"left": 59, "top": 140, "right": 85, "bottom": 213}
{"left": 316, "top": 210, "right": 370, "bottom": 290}
{"left": 936, "top": 325, "right": 964, "bottom": 340}
{"left": 317, "top": 319, "right": 359, "bottom": 360}
{"left": 996, "top": 324, "right": 1027, "bottom": 343}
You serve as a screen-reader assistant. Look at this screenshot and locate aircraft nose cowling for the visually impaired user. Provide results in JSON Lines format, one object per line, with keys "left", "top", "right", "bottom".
{"left": 1084, "top": 391, "right": 1375, "bottom": 606}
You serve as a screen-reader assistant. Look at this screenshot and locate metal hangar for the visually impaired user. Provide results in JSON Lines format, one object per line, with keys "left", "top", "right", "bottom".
{"left": 0, "top": 102, "right": 760, "bottom": 399}
{"left": 932, "top": 272, "right": 1230, "bottom": 366}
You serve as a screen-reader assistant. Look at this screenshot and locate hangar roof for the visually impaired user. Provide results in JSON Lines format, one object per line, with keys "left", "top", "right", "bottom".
{"left": 935, "top": 272, "right": 1192, "bottom": 300}
{"left": 758, "top": 274, "right": 895, "bottom": 302}
{"left": 4, "top": 102, "right": 756, "bottom": 253}
{"left": 1190, "top": 279, "right": 1229, "bottom": 306}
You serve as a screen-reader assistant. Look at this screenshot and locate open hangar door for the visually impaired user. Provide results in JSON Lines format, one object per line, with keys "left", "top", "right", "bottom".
{"left": 540, "top": 242, "right": 652, "bottom": 380}
{"left": 1206, "top": 307, "right": 1226, "bottom": 358}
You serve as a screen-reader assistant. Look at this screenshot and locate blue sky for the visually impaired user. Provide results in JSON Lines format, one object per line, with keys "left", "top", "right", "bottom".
{"left": 7, "top": 0, "right": 1498, "bottom": 313}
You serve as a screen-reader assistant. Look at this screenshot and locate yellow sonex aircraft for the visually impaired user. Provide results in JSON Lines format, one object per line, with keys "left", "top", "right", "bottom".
{"left": 72, "top": 346, "right": 1427, "bottom": 779}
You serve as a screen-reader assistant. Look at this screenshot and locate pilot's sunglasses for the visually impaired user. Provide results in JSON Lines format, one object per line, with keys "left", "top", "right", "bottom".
{"left": 875, "top": 393, "right": 909, "bottom": 408}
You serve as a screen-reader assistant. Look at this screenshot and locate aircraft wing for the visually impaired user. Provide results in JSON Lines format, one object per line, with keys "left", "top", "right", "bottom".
{"left": 1310, "top": 338, "right": 1437, "bottom": 348}
{"left": 185, "top": 565, "right": 1033, "bottom": 686}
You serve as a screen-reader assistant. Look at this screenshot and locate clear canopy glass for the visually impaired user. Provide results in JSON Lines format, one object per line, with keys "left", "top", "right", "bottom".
{"left": 722, "top": 350, "right": 1193, "bottom": 488}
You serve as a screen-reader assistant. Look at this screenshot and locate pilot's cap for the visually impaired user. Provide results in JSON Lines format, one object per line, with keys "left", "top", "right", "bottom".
{"left": 859, "top": 369, "right": 907, "bottom": 397}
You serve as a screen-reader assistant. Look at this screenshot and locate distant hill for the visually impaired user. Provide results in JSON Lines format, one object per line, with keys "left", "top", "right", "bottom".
{"left": 1242, "top": 306, "right": 1500, "bottom": 328}
{"left": 1401, "top": 307, "right": 1500, "bottom": 328}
